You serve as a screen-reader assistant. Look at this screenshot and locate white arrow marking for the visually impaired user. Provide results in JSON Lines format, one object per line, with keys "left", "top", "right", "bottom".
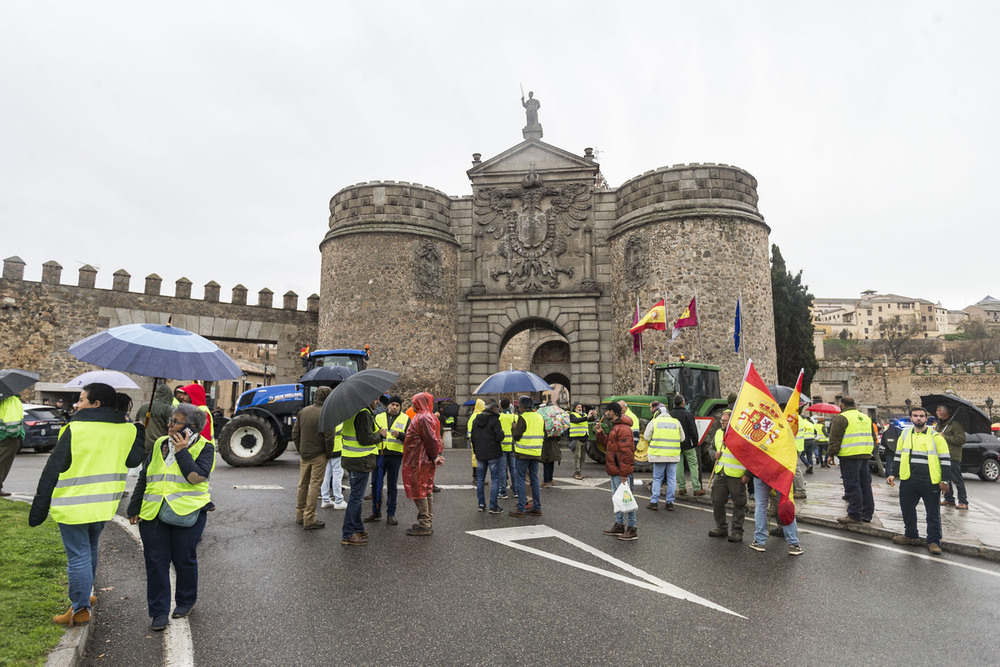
{"left": 467, "top": 524, "right": 745, "bottom": 618}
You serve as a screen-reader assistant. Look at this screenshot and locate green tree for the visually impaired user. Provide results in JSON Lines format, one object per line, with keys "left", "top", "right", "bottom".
{"left": 771, "top": 244, "right": 819, "bottom": 391}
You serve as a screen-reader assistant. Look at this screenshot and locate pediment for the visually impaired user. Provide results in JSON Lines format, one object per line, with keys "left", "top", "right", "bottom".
{"left": 467, "top": 139, "right": 598, "bottom": 188}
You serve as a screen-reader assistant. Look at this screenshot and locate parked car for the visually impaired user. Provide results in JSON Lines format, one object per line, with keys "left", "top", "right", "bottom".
{"left": 19, "top": 404, "right": 68, "bottom": 453}
{"left": 874, "top": 427, "right": 1000, "bottom": 482}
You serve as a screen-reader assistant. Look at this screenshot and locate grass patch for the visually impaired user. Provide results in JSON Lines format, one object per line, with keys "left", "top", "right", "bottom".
{"left": 0, "top": 499, "right": 69, "bottom": 667}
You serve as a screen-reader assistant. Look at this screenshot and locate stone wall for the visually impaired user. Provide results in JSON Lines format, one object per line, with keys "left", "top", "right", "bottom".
{"left": 0, "top": 258, "right": 317, "bottom": 401}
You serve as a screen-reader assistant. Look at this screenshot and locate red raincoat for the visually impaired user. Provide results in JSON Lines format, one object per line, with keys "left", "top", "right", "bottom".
{"left": 180, "top": 383, "right": 214, "bottom": 441}
{"left": 403, "top": 392, "right": 443, "bottom": 501}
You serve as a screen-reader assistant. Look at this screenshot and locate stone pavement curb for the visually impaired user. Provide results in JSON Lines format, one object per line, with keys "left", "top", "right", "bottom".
{"left": 676, "top": 492, "right": 1000, "bottom": 563}
{"left": 44, "top": 624, "right": 87, "bottom": 667}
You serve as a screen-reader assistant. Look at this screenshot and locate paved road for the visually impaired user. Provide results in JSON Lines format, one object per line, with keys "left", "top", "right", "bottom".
{"left": 6, "top": 449, "right": 1000, "bottom": 665}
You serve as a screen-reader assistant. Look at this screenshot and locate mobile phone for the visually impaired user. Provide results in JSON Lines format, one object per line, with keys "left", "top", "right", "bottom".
{"left": 179, "top": 427, "right": 194, "bottom": 440}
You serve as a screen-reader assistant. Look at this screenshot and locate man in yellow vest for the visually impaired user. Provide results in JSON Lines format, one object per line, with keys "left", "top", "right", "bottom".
{"left": 369, "top": 395, "right": 409, "bottom": 525}
{"left": 886, "top": 405, "right": 951, "bottom": 555}
{"left": 341, "top": 398, "right": 383, "bottom": 546}
{"left": 826, "top": 396, "right": 875, "bottom": 524}
{"left": 643, "top": 403, "right": 683, "bottom": 511}
{"left": 498, "top": 398, "right": 516, "bottom": 498}
{"left": 814, "top": 417, "right": 830, "bottom": 467}
{"left": 509, "top": 395, "right": 544, "bottom": 518}
{"left": 568, "top": 402, "right": 595, "bottom": 480}
{"left": 0, "top": 391, "right": 25, "bottom": 497}
{"left": 29, "top": 382, "right": 145, "bottom": 626}
{"left": 708, "top": 411, "right": 751, "bottom": 541}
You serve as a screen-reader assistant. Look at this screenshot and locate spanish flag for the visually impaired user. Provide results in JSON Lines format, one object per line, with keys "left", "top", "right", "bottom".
{"left": 724, "top": 360, "right": 798, "bottom": 524}
{"left": 629, "top": 299, "right": 666, "bottom": 335}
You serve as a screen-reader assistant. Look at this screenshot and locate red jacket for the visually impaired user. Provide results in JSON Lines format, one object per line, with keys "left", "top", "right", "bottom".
{"left": 180, "top": 383, "right": 214, "bottom": 441}
{"left": 596, "top": 414, "right": 634, "bottom": 478}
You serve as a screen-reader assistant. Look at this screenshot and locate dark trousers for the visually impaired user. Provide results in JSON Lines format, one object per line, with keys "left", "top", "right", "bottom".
{"left": 711, "top": 474, "right": 747, "bottom": 532}
{"left": 840, "top": 458, "right": 874, "bottom": 520}
{"left": 373, "top": 454, "right": 402, "bottom": 516}
{"left": 542, "top": 461, "right": 555, "bottom": 483}
{"left": 899, "top": 478, "right": 943, "bottom": 544}
{"left": 943, "top": 463, "right": 967, "bottom": 505}
{"left": 138, "top": 511, "right": 208, "bottom": 618}
{"left": 343, "top": 470, "right": 369, "bottom": 539}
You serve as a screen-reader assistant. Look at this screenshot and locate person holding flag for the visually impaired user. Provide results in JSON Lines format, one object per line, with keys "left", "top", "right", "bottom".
{"left": 724, "top": 360, "right": 800, "bottom": 541}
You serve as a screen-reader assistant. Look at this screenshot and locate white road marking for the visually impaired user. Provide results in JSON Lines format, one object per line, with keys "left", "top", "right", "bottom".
{"left": 468, "top": 524, "right": 746, "bottom": 618}
{"left": 231, "top": 485, "right": 283, "bottom": 490}
{"left": 973, "top": 499, "right": 1000, "bottom": 517}
{"left": 111, "top": 515, "right": 196, "bottom": 666}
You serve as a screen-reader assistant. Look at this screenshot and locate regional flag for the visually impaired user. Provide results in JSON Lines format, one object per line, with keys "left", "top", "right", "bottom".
{"left": 724, "top": 360, "right": 798, "bottom": 524}
{"left": 629, "top": 299, "right": 666, "bottom": 336}
{"left": 671, "top": 297, "right": 698, "bottom": 340}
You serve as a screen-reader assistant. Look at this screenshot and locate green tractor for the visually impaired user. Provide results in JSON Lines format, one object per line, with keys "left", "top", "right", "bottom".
{"left": 588, "top": 360, "right": 729, "bottom": 473}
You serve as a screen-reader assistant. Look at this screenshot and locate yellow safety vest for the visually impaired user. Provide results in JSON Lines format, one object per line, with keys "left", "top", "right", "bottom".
{"left": 568, "top": 412, "right": 589, "bottom": 439}
{"left": 814, "top": 422, "right": 828, "bottom": 443}
{"left": 1, "top": 395, "right": 25, "bottom": 439}
{"left": 514, "top": 412, "right": 544, "bottom": 458}
{"left": 139, "top": 435, "right": 214, "bottom": 520}
{"left": 838, "top": 410, "right": 875, "bottom": 457}
{"left": 499, "top": 413, "right": 515, "bottom": 452}
{"left": 341, "top": 408, "right": 377, "bottom": 458}
{"left": 896, "top": 428, "right": 949, "bottom": 484}
{"left": 198, "top": 404, "right": 214, "bottom": 442}
{"left": 647, "top": 414, "right": 682, "bottom": 460}
{"left": 50, "top": 421, "right": 137, "bottom": 524}
{"left": 794, "top": 422, "right": 806, "bottom": 452}
{"left": 624, "top": 408, "right": 640, "bottom": 434}
{"left": 333, "top": 423, "right": 343, "bottom": 454}
{"left": 375, "top": 412, "right": 409, "bottom": 454}
{"left": 713, "top": 428, "right": 746, "bottom": 477}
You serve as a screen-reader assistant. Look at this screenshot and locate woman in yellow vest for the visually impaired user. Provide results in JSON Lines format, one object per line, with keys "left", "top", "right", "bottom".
{"left": 127, "top": 403, "right": 216, "bottom": 632}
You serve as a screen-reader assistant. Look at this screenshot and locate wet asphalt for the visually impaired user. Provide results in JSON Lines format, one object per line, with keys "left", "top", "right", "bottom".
{"left": 7, "top": 449, "right": 1000, "bottom": 665}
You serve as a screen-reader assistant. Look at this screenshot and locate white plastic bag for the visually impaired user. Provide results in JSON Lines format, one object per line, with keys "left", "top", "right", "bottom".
{"left": 612, "top": 479, "right": 638, "bottom": 513}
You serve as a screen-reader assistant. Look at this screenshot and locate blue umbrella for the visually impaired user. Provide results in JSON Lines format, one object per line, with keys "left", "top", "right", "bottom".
{"left": 473, "top": 369, "right": 551, "bottom": 395}
{"left": 69, "top": 323, "right": 242, "bottom": 381}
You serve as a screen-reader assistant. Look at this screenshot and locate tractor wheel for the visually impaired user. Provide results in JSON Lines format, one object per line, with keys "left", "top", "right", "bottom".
{"left": 217, "top": 414, "right": 277, "bottom": 467}
{"left": 587, "top": 438, "right": 606, "bottom": 465}
{"left": 633, "top": 419, "right": 651, "bottom": 472}
{"left": 267, "top": 440, "right": 290, "bottom": 461}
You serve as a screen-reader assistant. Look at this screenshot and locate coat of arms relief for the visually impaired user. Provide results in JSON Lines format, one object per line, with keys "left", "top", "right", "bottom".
{"left": 472, "top": 169, "right": 592, "bottom": 293}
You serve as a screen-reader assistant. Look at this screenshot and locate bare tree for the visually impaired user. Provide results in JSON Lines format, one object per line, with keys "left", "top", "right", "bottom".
{"left": 876, "top": 316, "right": 918, "bottom": 363}
{"left": 958, "top": 320, "right": 1000, "bottom": 362}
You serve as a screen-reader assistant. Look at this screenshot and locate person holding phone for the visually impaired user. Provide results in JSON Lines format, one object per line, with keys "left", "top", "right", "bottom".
{"left": 127, "top": 403, "right": 215, "bottom": 631}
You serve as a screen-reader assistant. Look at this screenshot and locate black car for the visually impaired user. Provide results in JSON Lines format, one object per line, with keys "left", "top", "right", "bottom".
{"left": 876, "top": 427, "right": 1000, "bottom": 482}
{"left": 19, "top": 404, "right": 67, "bottom": 453}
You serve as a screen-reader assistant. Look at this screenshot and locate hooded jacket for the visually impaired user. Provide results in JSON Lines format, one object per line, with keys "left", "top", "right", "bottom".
{"left": 471, "top": 409, "right": 504, "bottom": 462}
{"left": 596, "top": 414, "right": 634, "bottom": 478}
{"left": 403, "top": 392, "right": 443, "bottom": 500}
{"left": 291, "top": 386, "right": 336, "bottom": 460}
{"left": 180, "top": 384, "right": 214, "bottom": 441}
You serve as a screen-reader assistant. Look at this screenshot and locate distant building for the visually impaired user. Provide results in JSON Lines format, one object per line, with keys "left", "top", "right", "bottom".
{"left": 964, "top": 295, "right": 1000, "bottom": 323}
{"left": 813, "top": 291, "right": 957, "bottom": 340}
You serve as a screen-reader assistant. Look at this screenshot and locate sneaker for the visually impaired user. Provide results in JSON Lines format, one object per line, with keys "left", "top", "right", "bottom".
{"left": 150, "top": 614, "right": 169, "bottom": 631}
{"left": 332, "top": 501, "right": 348, "bottom": 510}
{"left": 498, "top": 492, "right": 509, "bottom": 499}
{"left": 526, "top": 508, "right": 542, "bottom": 516}
{"left": 665, "top": 503, "right": 674, "bottom": 511}
{"left": 320, "top": 501, "right": 335, "bottom": 509}
{"left": 805, "top": 466, "right": 814, "bottom": 474}
{"left": 788, "top": 544, "right": 804, "bottom": 556}
{"left": 892, "top": 535, "right": 925, "bottom": 546}
{"left": 836, "top": 516, "right": 862, "bottom": 525}
{"left": 749, "top": 541, "right": 766, "bottom": 552}
{"left": 478, "top": 506, "right": 486, "bottom": 512}
{"left": 708, "top": 528, "right": 727, "bottom": 538}
{"left": 573, "top": 473, "right": 583, "bottom": 480}
{"left": 617, "top": 526, "right": 638, "bottom": 541}
{"left": 728, "top": 531, "right": 743, "bottom": 543}
{"left": 928, "top": 543, "right": 943, "bottom": 555}
{"left": 172, "top": 604, "right": 195, "bottom": 618}
{"left": 646, "top": 502, "right": 658, "bottom": 511}
{"left": 508, "top": 510, "right": 526, "bottom": 518}
{"left": 488, "top": 507, "right": 503, "bottom": 514}
{"left": 603, "top": 523, "right": 625, "bottom": 535}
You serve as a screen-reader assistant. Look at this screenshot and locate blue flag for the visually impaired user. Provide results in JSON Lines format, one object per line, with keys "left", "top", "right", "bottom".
{"left": 734, "top": 298, "right": 742, "bottom": 353}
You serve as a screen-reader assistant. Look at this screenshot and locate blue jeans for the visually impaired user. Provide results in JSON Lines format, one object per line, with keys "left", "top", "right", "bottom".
{"left": 58, "top": 521, "right": 105, "bottom": 612}
{"left": 477, "top": 458, "right": 504, "bottom": 510}
{"left": 650, "top": 462, "right": 677, "bottom": 504}
{"left": 373, "top": 453, "right": 402, "bottom": 516}
{"left": 753, "top": 478, "right": 798, "bottom": 546}
{"left": 840, "top": 458, "right": 874, "bottom": 520}
{"left": 610, "top": 475, "right": 636, "bottom": 527}
{"left": 321, "top": 456, "right": 343, "bottom": 504}
{"left": 514, "top": 458, "right": 541, "bottom": 512}
{"left": 900, "top": 478, "right": 943, "bottom": 544}
{"left": 137, "top": 511, "right": 208, "bottom": 617}
{"left": 502, "top": 451, "right": 516, "bottom": 492}
{"left": 343, "top": 470, "right": 369, "bottom": 539}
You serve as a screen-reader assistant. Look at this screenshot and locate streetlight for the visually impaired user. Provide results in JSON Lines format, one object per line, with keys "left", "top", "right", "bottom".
{"left": 987, "top": 397, "right": 994, "bottom": 421}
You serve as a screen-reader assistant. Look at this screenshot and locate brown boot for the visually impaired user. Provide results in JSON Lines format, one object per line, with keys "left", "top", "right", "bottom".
{"left": 693, "top": 489, "right": 706, "bottom": 496}
{"left": 362, "top": 513, "right": 382, "bottom": 523}
{"left": 340, "top": 532, "right": 369, "bottom": 546}
{"left": 708, "top": 527, "right": 727, "bottom": 538}
{"left": 617, "top": 526, "right": 638, "bottom": 541}
{"left": 603, "top": 522, "right": 625, "bottom": 536}
{"left": 53, "top": 606, "right": 90, "bottom": 626}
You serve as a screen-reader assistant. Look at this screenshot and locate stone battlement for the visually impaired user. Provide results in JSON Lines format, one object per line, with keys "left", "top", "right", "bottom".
{"left": 324, "top": 181, "right": 457, "bottom": 246}
{"left": 2, "top": 256, "right": 317, "bottom": 312}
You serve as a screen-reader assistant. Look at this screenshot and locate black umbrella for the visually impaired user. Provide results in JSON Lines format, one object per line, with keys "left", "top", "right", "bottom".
{"left": 767, "top": 384, "right": 813, "bottom": 407}
{"left": 0, "top": 369, "right": 40, "bottom": 397}
{"left": 317, "top": 369, "right": 399, "bottom": 432}
{"left": 920, "top": 394, "right": 992, "bottom": 434}
{"left": 299, "top": 366, "right": 356, "bottom": 383}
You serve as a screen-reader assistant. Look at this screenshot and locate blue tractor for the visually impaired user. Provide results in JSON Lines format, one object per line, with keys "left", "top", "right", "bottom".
{"left": 216, "top": 348, "right": 369, "bottom": 467}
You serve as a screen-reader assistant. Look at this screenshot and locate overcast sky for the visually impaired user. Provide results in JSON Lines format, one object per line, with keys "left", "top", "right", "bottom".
{"left": 2, "top": 1, "right": 997, "bottom": 313}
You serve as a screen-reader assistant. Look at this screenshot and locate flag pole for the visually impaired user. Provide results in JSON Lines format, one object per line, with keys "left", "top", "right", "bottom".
{"left": 636, "top": 295, "right": 643, "bottom": 392}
